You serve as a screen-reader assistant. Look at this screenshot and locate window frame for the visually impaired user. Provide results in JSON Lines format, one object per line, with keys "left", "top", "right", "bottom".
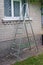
{"left": 3, "top": 0, "right": 31, "bottom": 21}
{"left": 11, "top": 0, "right": 22, "bottom": 18}
{"left": 4, "top": 0, "right": 22, "bottom": 20}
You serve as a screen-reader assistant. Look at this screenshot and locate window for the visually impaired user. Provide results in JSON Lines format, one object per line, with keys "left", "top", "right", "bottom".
{"left": 41, "top": 2, "right": 43, "bottom": 26}
{"left": 4, "top": 0, "right": 11, "bottom": 16}
{"left": 13, "top": 1, "right": 20, "bottom": 17}
{"left": 4, "top": 0, "right": 28, "bottom": 20}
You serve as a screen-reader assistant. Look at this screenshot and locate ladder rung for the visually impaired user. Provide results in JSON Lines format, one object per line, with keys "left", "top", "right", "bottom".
{"left": 16, "top": 33, "right": 23, "bottom": 34}
{"left": 17, "top": 27, "right": 23, "bottom": 29}
{"left": 11, "top": 48, "right": 19, "bottom": 51}
{"left": 10, "top": 53, "right": 19, "bottom": 57}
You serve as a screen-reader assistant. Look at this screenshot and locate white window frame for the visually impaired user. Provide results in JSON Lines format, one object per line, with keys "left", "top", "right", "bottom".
{"left": 4, "top": 0, "right": 22, "bottom": 20}
{"left": 3, "top": 0, "right": 32, "bottom": 21}
{"left": 11, "top": 0, "right": 22, "bottom": 19}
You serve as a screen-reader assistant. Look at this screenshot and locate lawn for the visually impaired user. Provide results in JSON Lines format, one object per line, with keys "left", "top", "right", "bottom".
{"left": 13, "top": 54, "right": 43, "bottom": 65}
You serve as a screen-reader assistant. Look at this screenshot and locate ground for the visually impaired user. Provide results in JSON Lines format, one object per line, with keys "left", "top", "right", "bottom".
{"left": 0, "top": 44, "right": 43, "bottom": 65}
{"left": 13, "top": 53, "right": 43, "bottom": 65}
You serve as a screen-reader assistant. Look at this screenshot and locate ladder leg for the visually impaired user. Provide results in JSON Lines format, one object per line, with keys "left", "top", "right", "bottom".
{"left": 14, "top": 23, "right": 22, "bottom": 60}
{"left": 24, "top": 23, "right": 31, "bottom": 50}
{"left": 14, "top": 22, "right": 19, "bottom": 40}
{"left": 29, "top": 22, "right": 38, "bottom": 52}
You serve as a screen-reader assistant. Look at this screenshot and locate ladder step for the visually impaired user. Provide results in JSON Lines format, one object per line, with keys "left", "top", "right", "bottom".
{"left": 11, "top": 48, "right": 19, "bottom": 51}
{"left": 17, "top": 27, "right": 23, "bottom": 29}
{"left": 16, "top": 33, "right": 23, "bottom": 34}
{"left": 10, "top": 52, "right": 19, "bottom": 57}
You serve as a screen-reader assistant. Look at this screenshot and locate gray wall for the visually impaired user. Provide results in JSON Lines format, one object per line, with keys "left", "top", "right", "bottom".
{"left": 0, "top": 1, "right": 41, "bottom": 41}
{"left": 0, "top": 0, "right": 41, "bottom": 57}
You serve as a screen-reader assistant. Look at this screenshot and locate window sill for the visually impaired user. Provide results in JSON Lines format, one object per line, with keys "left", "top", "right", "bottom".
{"left": 2, "top": 17, "right": 32, "bottom": 24}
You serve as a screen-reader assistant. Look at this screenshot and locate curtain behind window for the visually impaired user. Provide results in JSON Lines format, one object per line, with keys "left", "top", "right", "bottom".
{"left": 4, "top": 0, "right": 11, "bottom": 16}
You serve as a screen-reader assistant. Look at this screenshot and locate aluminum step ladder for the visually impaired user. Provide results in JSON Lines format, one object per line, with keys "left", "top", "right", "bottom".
{"left": 10, "top": 3, "right": 38, "bottom": 60}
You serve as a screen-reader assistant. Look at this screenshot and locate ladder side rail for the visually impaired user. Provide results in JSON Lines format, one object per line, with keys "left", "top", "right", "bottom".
{"left": 26, "top": 1, "right": 38, "bottom": 51}
{"left": 29, "top": 21, "right": 38, "bottom": 51}
{"left": 22, "top": 3, "right": 31, "bottom": 50}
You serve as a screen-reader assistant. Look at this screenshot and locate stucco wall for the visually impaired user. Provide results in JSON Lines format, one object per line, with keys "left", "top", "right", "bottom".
{"left": 0, "top": 0, "right": 41, "bottom": 41}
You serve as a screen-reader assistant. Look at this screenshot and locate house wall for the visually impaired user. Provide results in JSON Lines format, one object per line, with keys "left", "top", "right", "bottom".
{"left": 0, "top": 1, "right": 41, "bottom": 41}
{"left": 0, "top": 0, "right": 42, "bottom": 57}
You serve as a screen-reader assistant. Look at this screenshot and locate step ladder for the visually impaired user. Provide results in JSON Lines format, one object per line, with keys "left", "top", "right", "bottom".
{"left": 10, "top": 3, "right": 38, "bottom": 60}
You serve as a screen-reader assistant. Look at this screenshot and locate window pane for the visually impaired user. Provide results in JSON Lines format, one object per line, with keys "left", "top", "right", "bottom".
{"left": 41, "top": 10, "right": 43, "bottom": 25}
{"left": 13, "top": 1, "right": 20, "bottom": 17}
{"left": 22, "top": 0, "right": 26, "bottom": 16}
{"left": 41, "top": 2, "right": 43, "bottom": 25}
{"left": 4, "top": 0, "right": 11, "bottom": 16}
{"left": 41, "top": 8, "right": 43, "bottom": 14}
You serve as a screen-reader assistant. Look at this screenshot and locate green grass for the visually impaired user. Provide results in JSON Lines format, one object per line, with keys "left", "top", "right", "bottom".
{"left": 13, "top": 54, "right": 43, "bottom": 65}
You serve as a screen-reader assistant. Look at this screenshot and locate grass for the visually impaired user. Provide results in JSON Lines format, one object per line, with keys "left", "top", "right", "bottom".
{"left": 13, "top": 54, "right": 43, "bottom": 65}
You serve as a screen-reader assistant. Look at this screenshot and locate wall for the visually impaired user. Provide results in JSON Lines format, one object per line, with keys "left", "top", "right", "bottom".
{"left": 0, "top": 0, "right": 42, "bottom": 57}
{"left": 0, "top": 1, "right": 41, "bottom": 41}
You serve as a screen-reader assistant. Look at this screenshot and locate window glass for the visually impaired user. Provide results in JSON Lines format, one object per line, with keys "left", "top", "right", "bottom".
{"left": 41, "top": 2, "right": 43, "bottom": 26}
{"left": 13, "top": 1, "right": 20, "bottom": 17}
{"left": 4, "top": 0, "right": 27, "bottom": 18}
{"left": 22, "top": 0, "right": 26, "bottom": 16}
{"left": 4, "top": 0, "right": 11, "bottom": 16}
